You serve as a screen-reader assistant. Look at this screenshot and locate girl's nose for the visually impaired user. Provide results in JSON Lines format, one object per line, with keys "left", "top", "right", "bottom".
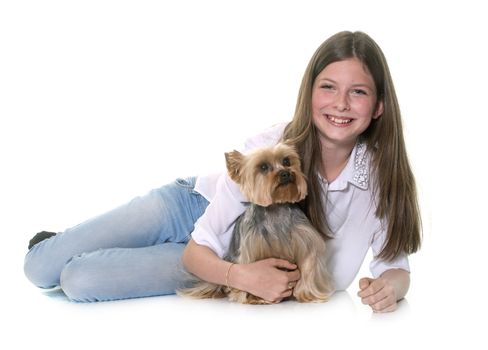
{"left": 334, "top": 91, "right": 350, "bottom": 112}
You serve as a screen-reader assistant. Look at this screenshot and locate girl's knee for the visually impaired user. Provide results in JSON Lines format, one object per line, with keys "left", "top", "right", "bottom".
{"left": 24, "top": 248, "right": 60, "bottom": 289}
{"left": 60, "top": 254, "right": 99, "bottom": 302}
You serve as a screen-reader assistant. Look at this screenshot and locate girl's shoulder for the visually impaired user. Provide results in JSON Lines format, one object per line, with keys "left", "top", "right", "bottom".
{"left": 243, "top": 122, "right": 288, "bottom": 152}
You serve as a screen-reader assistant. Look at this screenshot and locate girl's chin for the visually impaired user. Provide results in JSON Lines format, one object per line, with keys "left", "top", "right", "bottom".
{"left": 315, "top": 125, "right": 360, "bottom": 146}
{"left": 319, "top": 133, "right": 358, "bottom": 147}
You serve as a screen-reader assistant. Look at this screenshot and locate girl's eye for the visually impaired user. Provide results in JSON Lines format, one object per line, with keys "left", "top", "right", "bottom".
{"left": 282, "top": 157, "right": 291, "bottom": 167}
{"left": 321, "top": 84, "right": 334, "bottom": 90}
{"left": 352, "top": 89, "right": 367, "bottom": 95}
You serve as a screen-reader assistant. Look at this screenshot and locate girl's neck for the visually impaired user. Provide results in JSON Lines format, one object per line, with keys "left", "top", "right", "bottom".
{"left": 319, "top": 139, "right": 356, "bottom": 183}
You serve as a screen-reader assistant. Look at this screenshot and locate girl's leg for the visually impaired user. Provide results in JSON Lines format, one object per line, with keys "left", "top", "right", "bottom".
{"left": 60, "top": 243, "right": 188, "bottom": 302}
{"left": 24, "top": 177, "right": 208, "bottom": 289}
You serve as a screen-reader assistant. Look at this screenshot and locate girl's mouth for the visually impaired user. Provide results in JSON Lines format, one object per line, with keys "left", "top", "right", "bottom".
{"left": 326, "top": 114, "right": 353, "bottom": 126}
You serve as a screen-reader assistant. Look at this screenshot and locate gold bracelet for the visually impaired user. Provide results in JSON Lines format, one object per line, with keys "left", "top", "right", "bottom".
{"left": 225, "top": 262, "right": 235, "bottom": 288}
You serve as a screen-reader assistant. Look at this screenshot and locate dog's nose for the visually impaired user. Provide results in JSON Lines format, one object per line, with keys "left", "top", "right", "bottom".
{"left": 279, "top": 170, "right": 292, "bottom": 184}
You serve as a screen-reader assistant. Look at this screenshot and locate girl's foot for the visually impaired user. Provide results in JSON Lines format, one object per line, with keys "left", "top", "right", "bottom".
{"left": 28, "top": 231, "right": 57, "bottom": 250}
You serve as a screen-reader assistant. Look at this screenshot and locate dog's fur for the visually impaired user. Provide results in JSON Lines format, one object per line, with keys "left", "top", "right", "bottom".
{"left": 179, "top": 143, "right": 334, "bottom": 304}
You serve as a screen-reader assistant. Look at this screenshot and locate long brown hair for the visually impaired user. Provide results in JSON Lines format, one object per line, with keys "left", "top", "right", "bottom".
{"left": 282, "top": 31, "right": 421, "bottom": 261}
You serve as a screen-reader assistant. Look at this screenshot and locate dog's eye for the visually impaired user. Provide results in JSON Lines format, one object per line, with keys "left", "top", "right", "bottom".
{"left": 282, "top": 157, "right": 291, "bottom": 167}
{"left": 259, "top": 163, "right": 270, "bottom": 173}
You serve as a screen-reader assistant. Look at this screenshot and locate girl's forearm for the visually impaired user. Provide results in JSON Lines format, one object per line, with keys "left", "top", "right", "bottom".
{"left": 182, "top": 239, "right": 235, "bottom": 287}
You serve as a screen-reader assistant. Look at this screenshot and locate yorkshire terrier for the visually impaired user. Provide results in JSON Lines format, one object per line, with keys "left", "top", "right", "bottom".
{"left": 179, "top": 143, "right": 334, "bottom": 304}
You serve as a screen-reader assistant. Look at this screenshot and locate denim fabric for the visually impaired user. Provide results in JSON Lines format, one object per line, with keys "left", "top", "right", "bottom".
{"left": 24, "top": 177, "right": 209, "bottom": 302}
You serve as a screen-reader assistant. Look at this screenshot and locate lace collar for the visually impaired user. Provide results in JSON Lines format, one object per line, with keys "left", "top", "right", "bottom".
{"left": 319, "top": 141, "right": 370, "bottom": 191}
{"left": 351, "top": 142, "right": 369, "bottom": 190}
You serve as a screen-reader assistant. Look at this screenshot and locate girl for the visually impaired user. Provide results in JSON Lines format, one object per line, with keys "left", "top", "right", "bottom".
{"left": 24, "top": 31, "right": 421, "bottom": 312}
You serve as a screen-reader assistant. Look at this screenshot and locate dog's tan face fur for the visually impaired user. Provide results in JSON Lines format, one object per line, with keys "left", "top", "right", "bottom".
{"left": 225, "top": 144, "right": 308, "bottom": 207}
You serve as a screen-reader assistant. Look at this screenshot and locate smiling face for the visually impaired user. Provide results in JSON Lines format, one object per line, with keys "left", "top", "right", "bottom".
{"left": 311, "top": 58, "right": 384, "bottom": 148}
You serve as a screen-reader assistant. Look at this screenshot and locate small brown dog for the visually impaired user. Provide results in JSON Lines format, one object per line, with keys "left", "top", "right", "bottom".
{"left": 179, "top": 143, "right": 334, "bottom": 304}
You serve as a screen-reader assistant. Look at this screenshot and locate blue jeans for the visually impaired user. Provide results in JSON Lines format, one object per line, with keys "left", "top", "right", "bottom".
{"left": 24, "top": 177, "right": 209, "bottom": 302}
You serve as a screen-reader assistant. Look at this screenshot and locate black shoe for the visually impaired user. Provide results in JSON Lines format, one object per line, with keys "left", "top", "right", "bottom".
{"left": 28, "top": 231, "right": 57, "bottom": 250}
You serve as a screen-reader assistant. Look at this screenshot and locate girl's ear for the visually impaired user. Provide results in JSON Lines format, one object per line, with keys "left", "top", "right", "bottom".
{"left": 373, "top": 99, "right": 384, "bottom": 119}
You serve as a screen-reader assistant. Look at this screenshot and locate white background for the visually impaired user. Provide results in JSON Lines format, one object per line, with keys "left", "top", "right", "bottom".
{"left": 1, "top": 0, "right": 487, "bottom": 349}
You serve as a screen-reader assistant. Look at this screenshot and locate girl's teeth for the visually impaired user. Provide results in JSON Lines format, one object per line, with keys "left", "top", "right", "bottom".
{"left": 328, "top": 115, "right": 352, "bottom": 124}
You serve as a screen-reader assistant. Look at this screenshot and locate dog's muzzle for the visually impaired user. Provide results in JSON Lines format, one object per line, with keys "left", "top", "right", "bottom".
{"left": 278, "top": 170, "right": 293, "bottom": 185}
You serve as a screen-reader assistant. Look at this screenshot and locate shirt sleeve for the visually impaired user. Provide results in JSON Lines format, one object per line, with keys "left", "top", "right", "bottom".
{"left": 191, "top": 173, "right": 247, "bottom": 258}
{"left": 369, "top": 225, "right": 410, "bottom": 278}
{"left": 242, "top": 123, "right": 287, "bottom": 153}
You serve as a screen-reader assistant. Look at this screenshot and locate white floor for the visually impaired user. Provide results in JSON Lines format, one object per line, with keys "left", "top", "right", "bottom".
{"left": 3, "top": 236, "right": 485, "bottom": 350}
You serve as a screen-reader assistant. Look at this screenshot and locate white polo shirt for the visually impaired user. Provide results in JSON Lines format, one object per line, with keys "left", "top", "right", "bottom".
{"left": 191, "top": 123, "right": 410, "bottom": 291}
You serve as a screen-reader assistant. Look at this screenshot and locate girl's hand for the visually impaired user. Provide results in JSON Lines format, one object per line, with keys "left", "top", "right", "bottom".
{"left": 233, "top": 258, "right": 300, "bottom": 303}
{"left": 357, "top": 269, "right": 410, "bottom": 313}
{"left": 357, "top": 277, "right": 398, "bottom": 313}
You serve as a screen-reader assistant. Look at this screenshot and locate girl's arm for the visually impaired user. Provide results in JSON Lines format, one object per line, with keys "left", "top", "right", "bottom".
{"left": 182, "top": 239, "right": 300, "bottom": 303}
{"left": 357, "top": 268, "right": 410, "bottom": 313}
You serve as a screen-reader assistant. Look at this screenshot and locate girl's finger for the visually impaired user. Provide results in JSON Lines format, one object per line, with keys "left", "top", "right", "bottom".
{"left": 270, "top": 258, "right": 297, "bottom": 271}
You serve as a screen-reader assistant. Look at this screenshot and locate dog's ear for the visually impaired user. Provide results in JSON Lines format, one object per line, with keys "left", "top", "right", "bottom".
{"left": 225, "top": 150, "right": 244, "bottom": 184}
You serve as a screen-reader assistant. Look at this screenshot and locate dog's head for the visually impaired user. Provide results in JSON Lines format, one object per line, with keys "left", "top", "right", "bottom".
{"left": 225, "top": 143, "right": 308, "bottom": 207}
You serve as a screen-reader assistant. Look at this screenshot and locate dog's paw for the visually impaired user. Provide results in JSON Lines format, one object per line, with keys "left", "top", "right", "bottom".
{"left": 245, "top": 294, "right": 273, "bottom": 305}
{"left": 228, "top": 290, "right": 271, "bottom": 304}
